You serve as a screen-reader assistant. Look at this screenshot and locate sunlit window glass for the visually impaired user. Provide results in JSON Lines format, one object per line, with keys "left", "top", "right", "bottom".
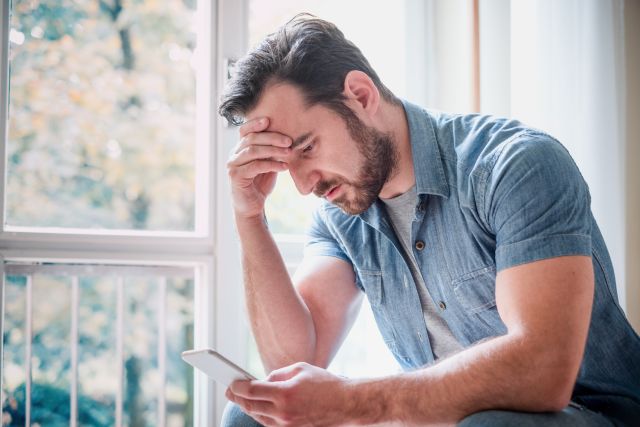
{"left": 6, "top": 0, "right": 197, "bottom": 230}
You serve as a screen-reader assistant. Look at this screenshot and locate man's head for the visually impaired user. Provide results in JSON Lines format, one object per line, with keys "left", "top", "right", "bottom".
{"left": 219, "top": 15, "right": 401, "bottom": 215}
{"left": 219, "top": 14, "right": 399, "bottom": 126}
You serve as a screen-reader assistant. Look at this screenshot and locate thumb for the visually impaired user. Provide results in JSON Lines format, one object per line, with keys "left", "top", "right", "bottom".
{"left": 266, "top": 362, "right": 308, "bottom": 382}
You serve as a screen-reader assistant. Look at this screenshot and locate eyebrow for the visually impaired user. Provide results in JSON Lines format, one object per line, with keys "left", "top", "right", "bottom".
{"left": 291, "top": 132, "right": 313, "bottom": 149}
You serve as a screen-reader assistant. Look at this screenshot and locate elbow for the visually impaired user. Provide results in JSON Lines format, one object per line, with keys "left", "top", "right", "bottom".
{"left": 516, "top": 339, "right": 582, "bottom": 412}
{"left": 509, "top": 328, "right": 585, "bottom": 412}
{"left": 261, "top": 343, "right": 318, "bottom": 374}
{"left": 547, "top": 375, "right": 576, "bottom": 412}
{"left": 262, "top": 350, "right": 317, "bottom": 374}
{"left": 530, "top": 363, "right": 579, "bottom": 412}
{"left": 541, "top": 387, "right": 573, "bottom": 412}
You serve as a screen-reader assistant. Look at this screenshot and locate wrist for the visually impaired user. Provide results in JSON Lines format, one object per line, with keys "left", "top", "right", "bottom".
{"left": 234, "top": 211, "right": 268, "bottom": 228}
{"left": 341, "top": 377, "right": 399, "bottom": 426}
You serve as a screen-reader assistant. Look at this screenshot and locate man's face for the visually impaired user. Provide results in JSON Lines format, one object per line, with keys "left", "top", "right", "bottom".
{"left": 246, "top": 83, "right": 397, "bottom": 215}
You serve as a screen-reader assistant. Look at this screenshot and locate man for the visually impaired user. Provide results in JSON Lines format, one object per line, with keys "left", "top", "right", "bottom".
{"left": 219, "top": 15, "right": 640, "bottom": 426}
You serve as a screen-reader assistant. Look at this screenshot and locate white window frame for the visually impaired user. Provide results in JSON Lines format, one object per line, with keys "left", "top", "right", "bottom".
{"left": 0, "top": 0, "right": 247, "bottom": 425}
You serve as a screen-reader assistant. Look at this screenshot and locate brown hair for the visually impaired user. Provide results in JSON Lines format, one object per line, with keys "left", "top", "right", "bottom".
{"left": 218, "top": 13, "right": 399, "bottom": 125}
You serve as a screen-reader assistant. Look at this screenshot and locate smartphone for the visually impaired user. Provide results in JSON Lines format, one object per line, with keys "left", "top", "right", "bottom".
{"left": 182, "top": 348, "right": 256, "bottom": 387}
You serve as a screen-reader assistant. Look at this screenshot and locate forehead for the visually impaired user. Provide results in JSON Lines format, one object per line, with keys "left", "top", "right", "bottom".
{"left": 246, "top": 82, "right": 341, "bottom": 138}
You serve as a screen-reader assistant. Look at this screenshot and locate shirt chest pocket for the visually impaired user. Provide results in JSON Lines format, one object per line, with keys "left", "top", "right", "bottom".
{"left": 359, "top": 270, "right": 384, "bottom": 306}
{"left": 358, "top": 270, "right": 412, "bottom": 365}
{"left": 452, "top": 266, "right": 497, "bottom": 313}
{"left": 452, "top": 266, "right": 507, "bottom": 339}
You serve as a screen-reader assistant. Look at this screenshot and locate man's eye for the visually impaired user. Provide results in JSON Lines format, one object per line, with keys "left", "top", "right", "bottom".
{"left": 303, "top": 143, "right": 314, "bottom": 153}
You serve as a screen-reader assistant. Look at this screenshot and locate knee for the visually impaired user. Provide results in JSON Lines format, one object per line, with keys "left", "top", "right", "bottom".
{"left": 220, "top": 402, "right": 262, "bottom": 427}
{"left": 457, "top": 410, "right": 514, "bottom": 427}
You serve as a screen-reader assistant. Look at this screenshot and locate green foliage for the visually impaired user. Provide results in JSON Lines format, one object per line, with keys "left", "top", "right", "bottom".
{"left": 14, "top": 0, "right": 87, "bottom": 41}
{"left": 7, "top": 0, "right": 196, "bottom": 230}
{"left": 2, "top": 273, "right": 195, "bottom": 426}
{"left": 2, "top": 382, "right": 114, "bottom": 427}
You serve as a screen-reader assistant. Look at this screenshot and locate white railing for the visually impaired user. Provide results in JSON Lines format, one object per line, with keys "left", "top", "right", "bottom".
{"left": 2, "top": 262, "right": 194, "bottom": 427}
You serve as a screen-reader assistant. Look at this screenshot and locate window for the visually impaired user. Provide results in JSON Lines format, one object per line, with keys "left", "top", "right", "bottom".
{"left": 6, "top": 0, "right": 198, "bottom": 231}
{"left": 0, "top": 1, "right": 476, "bottom": 425}
{"left": 2, "top": 264, "right": 194, "bottom": 426}
{"left": 1, "top": 0, "right": 221, "bottom": 425}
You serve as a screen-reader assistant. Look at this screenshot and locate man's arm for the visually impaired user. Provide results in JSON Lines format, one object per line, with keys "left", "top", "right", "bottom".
{"left": 228, "top": 117, "right": 362, "bottom": 372}
{"left": 347, "top": 255, "right": 594, "bottom": 425}
{"left": 228, "top": 255, "right": 594, "bottom": 426}
{"left": 236, "top": 214, "right": 362, "bottom": 371}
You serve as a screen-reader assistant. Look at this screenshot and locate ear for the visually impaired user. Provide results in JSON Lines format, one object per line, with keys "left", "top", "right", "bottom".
{"left": 343, "top": 70, "right": 380, "bottom": 117}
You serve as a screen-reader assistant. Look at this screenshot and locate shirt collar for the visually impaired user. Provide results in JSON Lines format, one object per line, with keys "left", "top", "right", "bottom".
{"left": 357, "top": 100, "right": 448, "bottom": 229}
{"left": 402, "top": 99, "right": 449, "bottom": 199}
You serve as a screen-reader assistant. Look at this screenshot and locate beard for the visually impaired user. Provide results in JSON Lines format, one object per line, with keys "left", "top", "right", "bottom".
{"left": 313, "top": 113, "right": 399, "bottom": 215}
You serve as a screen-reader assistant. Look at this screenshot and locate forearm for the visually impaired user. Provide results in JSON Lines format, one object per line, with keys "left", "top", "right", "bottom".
{"left": 346, "top": 334, "right": 575, "bottom": 425}
{"left": 236, "top": 213, "right": 316, "bottom": 371}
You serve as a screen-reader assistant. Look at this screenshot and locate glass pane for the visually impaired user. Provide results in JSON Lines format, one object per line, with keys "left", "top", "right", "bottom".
{"left": 77, "top": 277, "right": 117, "bottom": 426}
{"left": 165, "top": 279, "right": 194, "bottom": 427}
{"left": 31, "top": 275, "right": 71, "bottom": 426}
{"left": 123, "top": 277, "right": 157, "bottom": 426}
{"left": 1, "top": 264, "right": 195, "bottom": 426}
{"left": 6, "top": 0, "right": 198, "bottom": 230}
{"left": 264, "top": 174, "right": 320, "bottom": 235}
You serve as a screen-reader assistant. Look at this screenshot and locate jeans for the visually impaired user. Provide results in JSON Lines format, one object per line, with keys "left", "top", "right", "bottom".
{"left": 221, "top": 403, "right": 262, "bottom": 427}
{"left": 220, "top": 402, "right": 618, "bottom": 426}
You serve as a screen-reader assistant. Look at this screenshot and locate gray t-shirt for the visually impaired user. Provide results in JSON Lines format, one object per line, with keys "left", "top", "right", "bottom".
{"left": 381, "top": 186, "right": 462, "bottom": 359}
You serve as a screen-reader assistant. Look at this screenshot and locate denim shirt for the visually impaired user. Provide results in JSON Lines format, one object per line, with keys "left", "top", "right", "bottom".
{"left": 305, "top": 101, "right": 640, "bottom": 415}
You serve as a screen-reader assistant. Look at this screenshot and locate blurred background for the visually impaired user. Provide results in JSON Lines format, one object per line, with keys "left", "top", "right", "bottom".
{"left": 1, "top": 0, "right": 638, "bottom": 425}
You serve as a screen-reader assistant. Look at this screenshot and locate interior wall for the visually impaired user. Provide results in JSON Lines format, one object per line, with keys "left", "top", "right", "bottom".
{"left": 430, "top": 0, "right": 474, "bottom": 113}
{"left": 624, "top": 0, "right": 640, "bottom": 332}
{"left": 478, "top": 0, "right": 510, "bottom": 117}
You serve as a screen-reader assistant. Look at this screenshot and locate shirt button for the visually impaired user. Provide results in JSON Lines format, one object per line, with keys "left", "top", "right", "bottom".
{"left": 438, "top": 301, "right": 447, "bottom": 310}
{"left": 415, "top": 240, "right": 425, "bottom": 251}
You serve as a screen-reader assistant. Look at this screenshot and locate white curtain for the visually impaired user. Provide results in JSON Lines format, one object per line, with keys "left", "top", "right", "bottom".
{"left": 509, "top": 0, "right": 627, "bottom": 308}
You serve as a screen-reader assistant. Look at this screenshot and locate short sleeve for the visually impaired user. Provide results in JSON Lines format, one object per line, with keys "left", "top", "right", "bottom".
{"left": 303, "top": 206, "right": 352, "bottom": 263}
{"left": 483, "top": 133, "right": 592, "bottom": 271}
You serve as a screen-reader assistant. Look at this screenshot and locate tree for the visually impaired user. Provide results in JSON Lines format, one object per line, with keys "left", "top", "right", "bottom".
{"left": 7, "top": 0, "right": 196, "bottom": 230}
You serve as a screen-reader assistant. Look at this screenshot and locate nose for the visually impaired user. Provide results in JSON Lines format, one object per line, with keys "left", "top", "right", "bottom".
{"left": 288, "top": 163, "right": 321, "bottom": 196}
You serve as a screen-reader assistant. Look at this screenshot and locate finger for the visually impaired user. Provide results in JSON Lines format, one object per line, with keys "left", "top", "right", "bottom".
{"left": 239, "top": 117, "right": 269, "bottom": 138}
{"left": 230, "top": 160, "right": 288, "bottom": 181}
{"left": 235, "top": 131, "right": 292, "bottom": 153}
{"left": 230, "top": 379, "right": 283, "bottom": 400}
{"left": 267, "top": 362, "right": 306, "bottom": 382}
{"left": 232, "top": 394, "right": 277, "bottom": 418}
{"left": 254, "top": 414, "right": 279, "bottom": 427}
{"left": 228, "top": 145, "right": 292, "bottom": 167}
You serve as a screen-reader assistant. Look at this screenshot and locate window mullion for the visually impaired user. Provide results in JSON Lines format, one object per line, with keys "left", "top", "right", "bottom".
{"left": 115, "top": 277, "right": 124, "bottom": 427}
{"left": 70, "top": 276, "right": 79, "bottom": 427}
{"left": 214, "top": 0, "right": 249, "bottom": 423}
{"left": 157, "top": 277, "right": 167, "bottom": 427}
{"left": 25, "top": 274, "right": 33, "bottom": 427}
{"left": 0, "top": 0, "right": 10, "bottom": 230}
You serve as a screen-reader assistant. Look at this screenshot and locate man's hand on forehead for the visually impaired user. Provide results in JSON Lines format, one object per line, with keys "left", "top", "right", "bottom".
{"left": 229, "top": 117, "right": 292, "bottom": 169}
{"left": 236, "top": 117, "right": 293, "bottom": 153}
{"left": 226, "top": 116, "right": 295, "bottom": 219}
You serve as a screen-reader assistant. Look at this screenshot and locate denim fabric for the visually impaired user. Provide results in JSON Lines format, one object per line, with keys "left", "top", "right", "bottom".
{"left": 457, "top": 404, "right": 615, "bottom": 427}
{"left": 220, "top": 402, "right": 615, "bottom": 426}
{"left": 221, "top": 402, "right": 262, "bottom": 427}
{"left": 305, "top": 101, "right": 640, "bottom": 422}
